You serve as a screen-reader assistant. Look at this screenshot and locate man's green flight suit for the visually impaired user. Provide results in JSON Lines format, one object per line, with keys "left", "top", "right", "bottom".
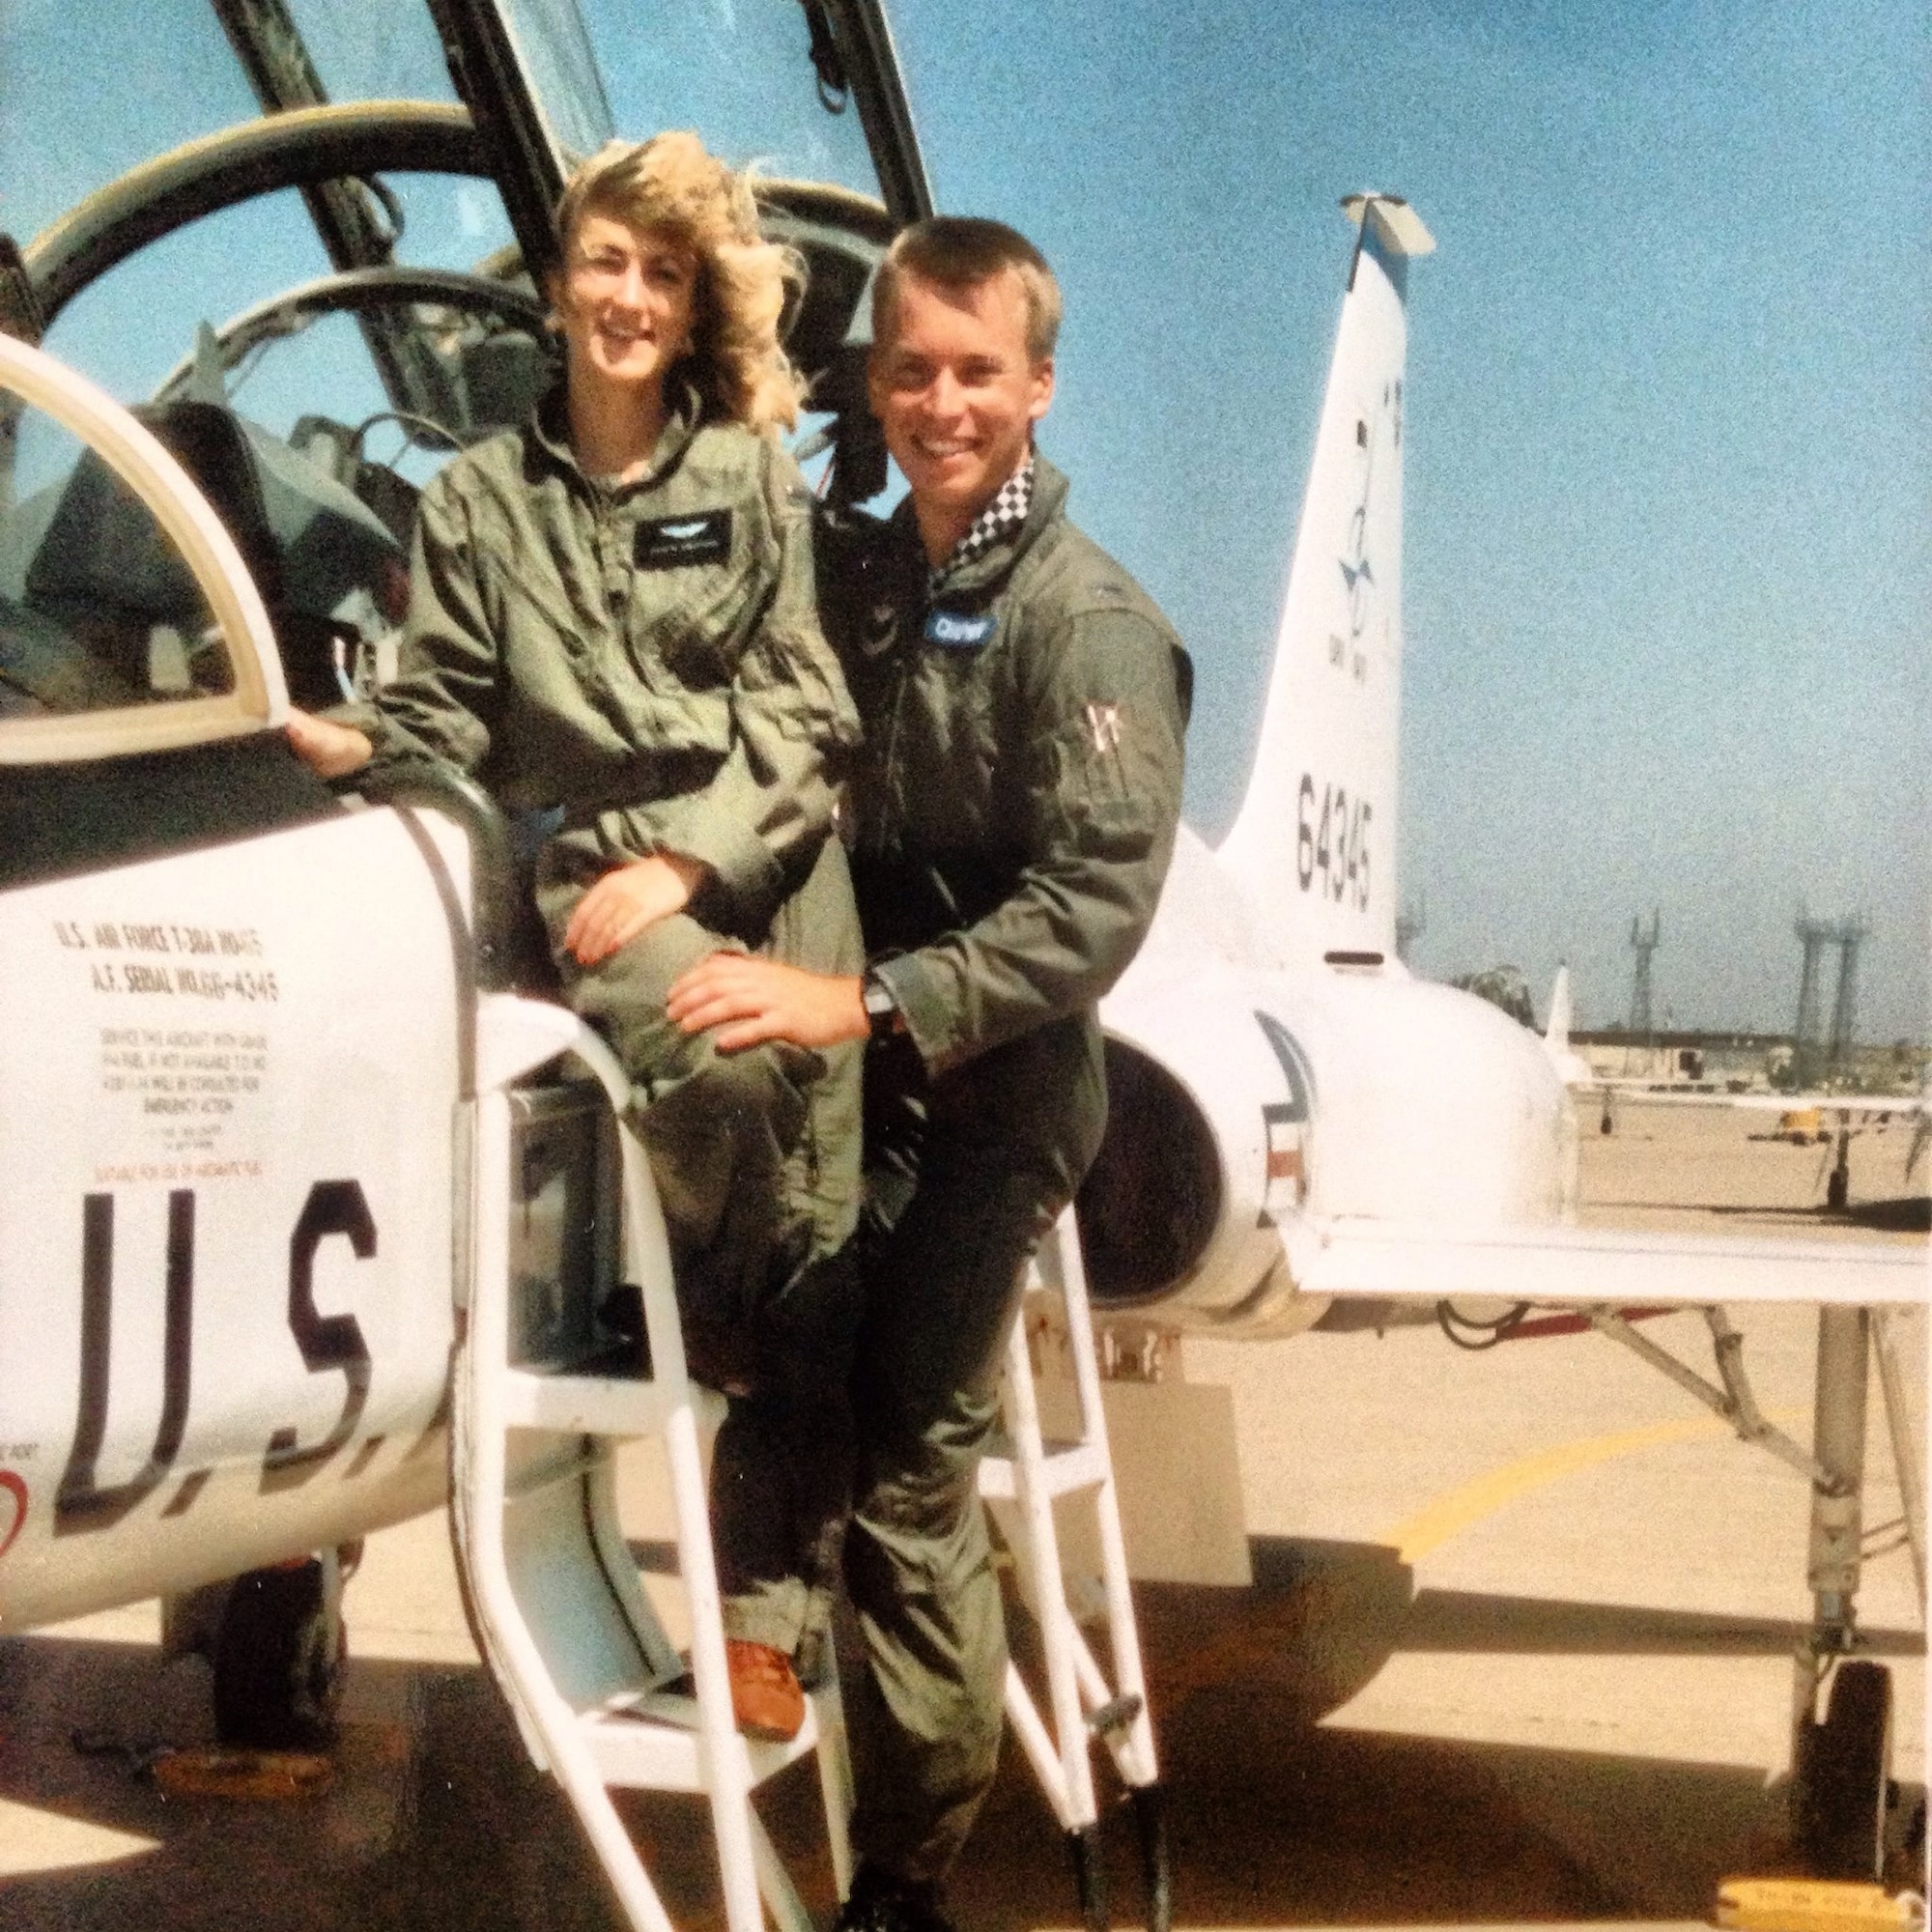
{"left": 346, "top": 385, "right": 865, "bottom": 1658}
{"left": 817, "top": 456, "right": 1189, "bottom": 1882}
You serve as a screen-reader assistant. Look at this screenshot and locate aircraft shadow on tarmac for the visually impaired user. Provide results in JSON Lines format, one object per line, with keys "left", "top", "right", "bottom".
{"left": 1706, "top": 1194, "right": 1931, "bottom": 1235}
{"left": 1069, "top": 1537, "right": 1921, "bottom": 1725}
{"left": 2, "top": 1538, "right": 1924, "bottom": 1931}
{"left": 1589, "top": 1193, "right": 1932, "bottom": 1234}
{"left": 0, "top": 1628, "right": 1818, "bottom": 1931}
{"left": 1402, "top": 1586, "right": 1925, "bottom": 1658}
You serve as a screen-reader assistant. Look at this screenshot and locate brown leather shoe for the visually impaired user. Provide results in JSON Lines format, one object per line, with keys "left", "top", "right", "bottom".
{"left": 725, "top": 1639, "right": 805, "bottom": 1743}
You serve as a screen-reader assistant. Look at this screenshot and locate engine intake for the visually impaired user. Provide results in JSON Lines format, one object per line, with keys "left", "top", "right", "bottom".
{"left": 1074, "top": 1040, "right": 1223, "bottom": 1306}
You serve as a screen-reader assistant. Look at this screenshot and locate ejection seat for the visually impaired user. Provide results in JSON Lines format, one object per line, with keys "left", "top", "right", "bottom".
{"left": 5, "top": 393, "right": 404, "bottom": 714}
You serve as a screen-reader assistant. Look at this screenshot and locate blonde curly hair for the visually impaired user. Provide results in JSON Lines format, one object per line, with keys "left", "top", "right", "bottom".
{"left": 554, "top": 132, "right": 808, "bottom": 435}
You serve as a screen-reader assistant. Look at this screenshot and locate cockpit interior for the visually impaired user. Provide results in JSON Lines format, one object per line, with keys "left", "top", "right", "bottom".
{"left": 0, "top": 0, "right": 928, "bottom": 732}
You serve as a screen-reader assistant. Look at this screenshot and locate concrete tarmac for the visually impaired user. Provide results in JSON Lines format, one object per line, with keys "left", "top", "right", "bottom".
{"left": 0, "top": 1101, "right": 1923, "bottom": 1928}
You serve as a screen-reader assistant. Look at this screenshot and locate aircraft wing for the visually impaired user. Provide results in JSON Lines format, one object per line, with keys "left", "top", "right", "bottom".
{"left": 1581, "top": 1085, "right": 1927, "bottom": 1115}
{"left": 1286, "top": 1218, "right": 1926, "bottom": 1307}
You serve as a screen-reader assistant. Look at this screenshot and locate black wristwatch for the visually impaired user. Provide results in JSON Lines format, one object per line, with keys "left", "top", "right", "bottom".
{"left": 861, "top": 969, "right": 903, "bottom": 1046}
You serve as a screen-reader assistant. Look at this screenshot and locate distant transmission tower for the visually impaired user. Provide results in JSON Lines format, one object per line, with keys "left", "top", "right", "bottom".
{"left": 1827, "top": 915, "right": 1870, "bottom": 1077}
{"left": 1628, "top": 909, "right": 1662, "bottom": 1038}
{"left": 1395, "top": 896, "right": 1426, "bottom": 964}
{"left": 1792, "top": 907, "right": 1837, "bottom": 1088}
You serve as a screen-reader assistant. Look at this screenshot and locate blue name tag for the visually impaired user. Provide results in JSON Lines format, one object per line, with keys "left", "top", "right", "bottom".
{"left": 923, "top": 609, "right": 997, "bottom": 649}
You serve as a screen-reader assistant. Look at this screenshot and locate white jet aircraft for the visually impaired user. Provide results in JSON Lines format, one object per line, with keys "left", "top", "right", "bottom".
{"left": 0, "top": 0, "right": 1921, "bottom": 1907}
{"left": 0, "top": 0, "right": 934, "bottom": 1876}
{"left": 1540, "top": 964, "right": 1930, "bottom": 1207}
{"left": 1059, "top": 191, "right": 1926, "bottom": 1883}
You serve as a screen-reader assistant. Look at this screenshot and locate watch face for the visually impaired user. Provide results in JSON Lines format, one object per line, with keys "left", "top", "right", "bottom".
{"left": 862, "top": 975, "right": 900, "bottom": 1041}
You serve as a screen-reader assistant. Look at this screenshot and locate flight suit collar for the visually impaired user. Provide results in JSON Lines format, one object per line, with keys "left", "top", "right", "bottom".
{"left": 893, "top": 453, "right": 1071, "bottom": 605}
{"left": 526, "top": 376, "right": 707, "bottom": 494}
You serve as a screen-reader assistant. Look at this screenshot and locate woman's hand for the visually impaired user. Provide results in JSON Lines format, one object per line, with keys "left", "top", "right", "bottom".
{"left": 285, "top": 708, "right": 374, "bottom": 780}
{"left": 666, "top": 954, "right": 868, "bottom": 1053}
{"left": 565, "top": 853, "right": 709, "bottom": 967}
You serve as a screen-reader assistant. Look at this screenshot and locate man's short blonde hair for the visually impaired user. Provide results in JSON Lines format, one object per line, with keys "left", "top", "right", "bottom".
{"left": 554, "top": 132, "right": 808, "bottom": 433}
{"left": 872, "top": 216, "right": 1061, "bottom": 363}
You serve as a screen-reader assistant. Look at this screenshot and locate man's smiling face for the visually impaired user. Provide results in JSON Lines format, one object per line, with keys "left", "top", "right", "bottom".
{"left": 868, "top": 266, "right": 1053, "bottom": 558}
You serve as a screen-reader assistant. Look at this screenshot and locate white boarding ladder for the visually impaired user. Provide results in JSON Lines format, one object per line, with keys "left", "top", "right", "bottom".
{"left": 980, "top": 1208, "right": 1172, "bottom": 1932}
{"left": 454, "top": 994, "right": 854, "bottom": 1932}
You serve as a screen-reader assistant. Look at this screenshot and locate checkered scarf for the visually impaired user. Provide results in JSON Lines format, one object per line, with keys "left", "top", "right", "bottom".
{"left": 928, "top": 457, "right": 1035, "bottom": 593}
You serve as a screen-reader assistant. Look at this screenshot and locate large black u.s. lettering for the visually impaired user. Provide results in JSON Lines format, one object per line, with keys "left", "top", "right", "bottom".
{"left": 53, "top": 1181, "right": 376, "bottom": 1535}
{"left": 261, "top": 1180, "right": 375, "bottom": 1491}
{"left": 54, "top": 1190, "right": 195, "bottom": 1535}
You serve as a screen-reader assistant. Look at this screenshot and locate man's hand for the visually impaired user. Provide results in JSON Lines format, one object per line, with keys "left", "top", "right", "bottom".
{"left": 666, "top": 953, "right": 868, "bottom": 1054}
{"left": 565, "top": 853, "right": 708, "bottom": 968}
{"left": 286, "top": 708, "right": 374, "bottom": 780}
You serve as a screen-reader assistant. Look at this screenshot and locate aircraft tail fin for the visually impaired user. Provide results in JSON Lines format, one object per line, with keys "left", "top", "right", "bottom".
{"left": 1542, "top": 963, "right": 1594, "bottom": 1087}
{"left": 1217, "top": 195, "right": 1433, "bottom": 966}
{"left": 1545, "top": 966, "right": 1574, "bottom": 1057}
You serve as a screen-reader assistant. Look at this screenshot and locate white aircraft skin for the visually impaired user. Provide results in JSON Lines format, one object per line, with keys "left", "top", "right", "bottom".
{"left": 0, "top": 189, "right": 1918, "bottom": 1667}
{"left": 1083, "top": 197, "right": 1570, "bottom": 1337}
{"left": 0, "top": 336, "right": 468, "bottom": 1630}
{"left": 1074, "top": 196, "right": 1920, "bottom": 1335}
{"left": 1070, "top": 212, "right": 1918, "bottom": 1887}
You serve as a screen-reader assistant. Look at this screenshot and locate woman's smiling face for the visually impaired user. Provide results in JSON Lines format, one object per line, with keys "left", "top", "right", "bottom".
{"left": 551, "top": 212, "right": 699, "bottom": 400}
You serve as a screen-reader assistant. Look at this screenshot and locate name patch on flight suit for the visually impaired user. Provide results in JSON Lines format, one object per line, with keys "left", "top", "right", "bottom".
{"left": 634, "top": 509, "right": 732, "bottom": 569}
{"left": 923, "top": 609, "right": 996, "bottom": 649}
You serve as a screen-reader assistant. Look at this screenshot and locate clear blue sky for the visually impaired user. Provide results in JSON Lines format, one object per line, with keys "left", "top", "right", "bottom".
{"left": 888, "top": 0, "right": 1929, "bottom": 1042}
{"left": 4, "top": 0, "right": 1924, "bottom": 1041}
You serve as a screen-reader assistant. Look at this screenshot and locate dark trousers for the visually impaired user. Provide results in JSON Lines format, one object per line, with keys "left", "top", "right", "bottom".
{"left": 844, "top": 1015, "right": 1106, "bottom": 1885}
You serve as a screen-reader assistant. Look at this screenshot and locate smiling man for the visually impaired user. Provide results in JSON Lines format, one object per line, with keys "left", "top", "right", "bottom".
{"left": 667, "top": 216, "right": 1190, "bottom": 1930}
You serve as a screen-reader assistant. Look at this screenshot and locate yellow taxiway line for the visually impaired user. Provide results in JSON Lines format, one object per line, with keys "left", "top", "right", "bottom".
{"left": 1386, "top": 1409, "right": 1804, "bottom": 1565}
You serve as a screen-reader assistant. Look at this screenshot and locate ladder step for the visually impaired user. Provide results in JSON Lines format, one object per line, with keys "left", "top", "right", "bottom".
{"left": 580, "top": 1705, "right": 706, "bottom": 1792}
{"left": 501, "top": 1367, "right": 694, "bottom": 1435}
{"left": 579, "top": 1697, "right": 832, "bottom": 1793}
{"left": 978, "top": 1440, "right": 1108, "bottom": 1501}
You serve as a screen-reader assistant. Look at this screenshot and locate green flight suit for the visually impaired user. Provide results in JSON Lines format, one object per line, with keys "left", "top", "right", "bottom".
{"left": 348, "top": 385, "right": 866, "bottom": 1656}
{"left": 817, "top": 457, "right": 1190, "bottom": 1883}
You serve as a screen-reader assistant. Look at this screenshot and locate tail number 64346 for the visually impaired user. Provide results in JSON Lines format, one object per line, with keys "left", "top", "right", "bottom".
{"left": 1295, "top": 775, "right": 1372, "bottom": 910}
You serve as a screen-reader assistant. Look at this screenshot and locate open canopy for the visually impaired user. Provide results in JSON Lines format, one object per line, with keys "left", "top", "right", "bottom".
{"left": 0, "top": 0, "right": 929, "bottom": 760}
{"left": 2, "top": 0, "right": 927, "bottom": 447}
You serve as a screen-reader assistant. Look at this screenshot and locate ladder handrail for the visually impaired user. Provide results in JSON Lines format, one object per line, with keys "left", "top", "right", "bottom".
{"left": 455, "top": 1069, "right": 686, "bottom": 1932}
{"left": 456, "top": 995, "right": 842, "bottom": 1932}
{"left": 981, "top": 1206, "right": 1171, "bottom": 1932}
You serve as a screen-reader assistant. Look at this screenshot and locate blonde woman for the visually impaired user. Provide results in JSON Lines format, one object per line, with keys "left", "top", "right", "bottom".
{"left": 290, "top": 133, "right": 863, "bottom": 1742}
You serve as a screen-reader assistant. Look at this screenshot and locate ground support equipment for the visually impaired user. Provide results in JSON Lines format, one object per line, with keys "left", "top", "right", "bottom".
{"left": 453, "top": 994, "right": 854, "bottom": 1932}
{"left": 980, "top": 1206, "right": 1172, "bottom": 1932}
